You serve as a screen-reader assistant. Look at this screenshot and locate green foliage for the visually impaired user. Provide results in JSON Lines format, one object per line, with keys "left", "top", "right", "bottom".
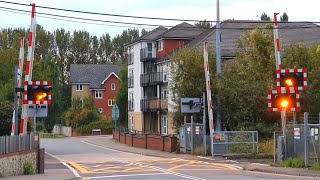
{"left": 260, "top": 12, "right": 271, "bottom": 21}
{"left": 62, "top": 98, "right": 100, "bottom": 129}
{"left": 75, "top": 116, "right": 114, "bottom": 133}
{"left": 0, "top": 101, "right": 14, "bottom": 136}
{"left": 309, "top": 166, "right": 320, "bottom": 171}
{"left": 229, "top": 144, "right": 254, "bottom": 154}
{"left": 115, "top": 67, "right": 128, "bottom": 126}
{"left": 170, "top": 48, "right": 216, "bottom": 129}
{"left": 194, "top": 20, "right": 213, "bottom": 29}
{"left": 23, "top": 161, "right": 36, "bottom": 175}
{"left": 220, "top": 24, "right": 280, "bottom": 135}
{"left": 280, "top": 12, "right": 289, "bottom": 21}
{"left": 258, "top": 139, "right": 274, "bottom": 155}
{"left": 280, "top": 158, "right": 304, "bottom": 168}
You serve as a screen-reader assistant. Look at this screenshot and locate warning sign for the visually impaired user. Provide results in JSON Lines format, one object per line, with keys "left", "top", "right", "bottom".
{"left": 294, "top": 128, "right": 300, "bottom": 140}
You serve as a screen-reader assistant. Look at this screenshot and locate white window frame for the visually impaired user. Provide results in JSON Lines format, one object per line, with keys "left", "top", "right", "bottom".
{"left": 158, "top": 40, "right": 163, "bottom": 51}
{"left": 130, "top": 115, "right": 134, "bottom": 130}
{"left": 129, "top": 69, "right": 134, "bottom": 88}
{"left": 161, "top": 115, "right": 168, "bottom": 135}
{"left": 76, "top": 84, "right": 83, "bottom": 91}
{"left": 95, "top": 90, "right": 102, "bottom": 99}
{"left": 98, "top": 108, "right": 103, "bottom": 113}
{"left": 108, "top": 99, "right": 114, "bottom": 106}
{"left": 111, "top": 83, "right": 116, "bottom": 90}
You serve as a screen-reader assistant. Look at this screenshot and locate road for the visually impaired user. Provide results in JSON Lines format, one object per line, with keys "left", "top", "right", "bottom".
{"left": 41, "top": 136, "right": 316, "bottom": 180}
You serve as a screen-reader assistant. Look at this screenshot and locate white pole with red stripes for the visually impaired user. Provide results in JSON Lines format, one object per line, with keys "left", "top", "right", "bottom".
{"left": 204, "top": 42, "right": 215, "bottom": 133}
{"left": 20, "top": 4, "right": 37, "bottom": 134}
{"left": 273, "top": 13, "right": 281, "bottom": 70}
{"left": 11, "top": 38, "right": 25, "bottom": 136}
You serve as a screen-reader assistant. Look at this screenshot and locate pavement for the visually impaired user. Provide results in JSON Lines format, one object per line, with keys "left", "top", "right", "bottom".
{"left": 4, "top": 135, "right": 320, "bottom": 179}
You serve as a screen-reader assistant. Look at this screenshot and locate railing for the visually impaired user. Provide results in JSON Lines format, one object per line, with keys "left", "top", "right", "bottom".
{"left": 0, "top": 133, "right": 39, "bottom": 154}
{"left": 140, "top": 72, "right": 163, "bottom": 86}
{"left": 128, "top": 76, "right": 134, "bottom": 88}
{"left": 128, "top": 52, "right": 134, "bottom": 65}
{"left": 118, "top": 127, "right": 144, "bottom": 136}
{"left": 140, "top": 48, "right": 156, "bottom": 62}
{"left": 128, "top": 100, "right": 134, "bottom": 112}
{"left": 141, "top": 98, "right": 168, "bottom": 112}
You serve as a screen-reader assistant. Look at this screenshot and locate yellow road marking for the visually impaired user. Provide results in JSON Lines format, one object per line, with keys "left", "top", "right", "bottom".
{"left": 168, "top": 161, "right": 197, "bottom": 171}
{"left": 200, "top": 162, "right": 239, "bottom": 170}
{"left": 70, "top": 162, "right": 89, "bottom": 173}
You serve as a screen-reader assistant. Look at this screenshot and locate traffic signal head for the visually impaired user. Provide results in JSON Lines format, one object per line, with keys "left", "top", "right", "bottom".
{"left": 23, "top": 81, "right": 52, "bottom": 105}
{"left": 277, "top": 69, "right": 307, "bottom": 91}
{"left": 268, "top": 90, "right": 300, "bottom": 112}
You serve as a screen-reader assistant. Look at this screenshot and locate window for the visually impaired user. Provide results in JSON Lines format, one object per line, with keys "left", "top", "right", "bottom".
{"left": 128, "top": 69, "right": 134, "bottom": 88}
{"left": 98, "top": 108, "right": 103, "bottom": 113}
{"left": 163, "top": 64, "right": 168, "bottom": 82}
{"left": 157, "top": 40, "right": 163, "bottom": 51}
{"left": 95, "top": 90, "right": 102, "bottom": 99}
{"left": 108, "top": 99, "right": 114, "bottom": 106}
{"left": 128, "top": 92, "right": 134, "bottom": 111}
{"left": 76, "top": 84, "right": 83, "bottom": 91}
{"left": 161, "top": 115, "right": 168, "bottom": 135}
{"left": 161, "top": 90, "right": 168, "bottom": 100}
{"left": 130, "top": 115, "right": 135, "bottom": 130}
{"left": 111, "top": 83, "right": 116, "bottom": 90}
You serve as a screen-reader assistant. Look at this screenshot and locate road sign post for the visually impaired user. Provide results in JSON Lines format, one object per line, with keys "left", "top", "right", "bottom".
{"left": 112, "top": 104, "right": 119, "bottom": 131}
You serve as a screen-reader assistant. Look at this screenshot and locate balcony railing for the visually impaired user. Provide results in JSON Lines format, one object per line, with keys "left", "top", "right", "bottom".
{"left": 140, "top": 48, "right": 156, "bottom": 62}
{"left": 128, "top": 100, "right": 134, "bottom": 112}
{"left": 140, "top": 72, "right": 163, "bottom": 87}
{"left": 128, "top": 52, "right": 134, "bottom": 65}
{"left": 140, "top": 98, "right": 168, "bottom": 112}
{"left": 128, "top": 76, "right": 134, "bottom": 88}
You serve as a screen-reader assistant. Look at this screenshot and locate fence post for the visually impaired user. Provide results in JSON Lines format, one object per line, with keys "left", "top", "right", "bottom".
{"left": 274, "top": 131, "right": 276, "bottom": 164}
{"left": 191, "top": 116, "right": 194, "bottom": 154}
{"left": 304, "top": 112, "right": 309, "bottom": 167}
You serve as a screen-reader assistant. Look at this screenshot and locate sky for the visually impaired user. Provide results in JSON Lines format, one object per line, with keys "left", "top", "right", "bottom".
{"left": 0, "top": 0, "right": 319, "bottom": 38}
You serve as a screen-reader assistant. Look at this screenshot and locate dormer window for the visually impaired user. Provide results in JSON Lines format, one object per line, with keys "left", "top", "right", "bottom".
{"left": 157, "top": 40, "right": 163, "bottom": 51}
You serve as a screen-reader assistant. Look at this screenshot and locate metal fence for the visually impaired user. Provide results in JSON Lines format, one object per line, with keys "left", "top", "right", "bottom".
{"left": 0, "top": 133, "right": 39, "bottom": 154}
{"left": 275, "top": 113, "right": 320, "bottom": 167}
{"left": 211, "top": 131, "right": 259, "bottom": 155}
{"left": 179, "top": 123, "right": 258, "bottom": 156}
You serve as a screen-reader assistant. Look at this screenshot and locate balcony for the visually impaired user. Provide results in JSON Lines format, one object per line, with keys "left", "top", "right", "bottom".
{"left": 140, "top": 72, "right": 163, "bottom": 87}
{"left": 128, "top": 100, "right": 134, "bottom": 112}
{"left": 141, "top": 98, "right": 168, "bottom": 112}
{"left": 128, "top": 76, "right": 134, "bottom": 88}
{"left": 140, "top": 48, "right": 156, "bottom": 62}
{"left": 128, "top": 52, "right": 134, "bottom": 65}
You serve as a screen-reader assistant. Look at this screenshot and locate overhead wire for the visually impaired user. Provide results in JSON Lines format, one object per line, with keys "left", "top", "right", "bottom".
{"left": 0, "top": 0, "right": 319, "bottom": 24}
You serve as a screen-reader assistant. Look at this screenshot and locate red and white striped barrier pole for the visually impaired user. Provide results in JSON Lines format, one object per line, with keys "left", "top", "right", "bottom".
{"left": 20, "top": 4, "right": 37, "bottom": 134}
{"left": 274, "top": 13, "right": 282, "bottom": 70}
{"left": 11, "top": 38, "right": 24, "bottom": 136}
{"left": 204, "top": 42, "right": 215, "bottom": 133}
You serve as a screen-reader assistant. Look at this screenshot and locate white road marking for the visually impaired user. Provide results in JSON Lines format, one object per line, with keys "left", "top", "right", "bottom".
{"left": 82, "top": 140, "right": 125, "bottom": 153}
{"left": 197, "top": 156, "right": 215, "bottom": 161}
{"left": 82, "top": 173, "right": 168, "bottom": 179}
{"left": 61, "top": 162, "right": 81, "bottom": 178}
{"left": 45, "top": 152, "right": 81, "bottom": 178}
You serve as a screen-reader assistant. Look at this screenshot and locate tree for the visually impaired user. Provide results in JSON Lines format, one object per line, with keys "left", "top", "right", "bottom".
{"left": 115, "top": 67, "right": 128, "bottom": 126}
{"left": 280, "top": 12, "right": 289, "bottom": 21}
{"left": 111, "top": 29, "right": 139, "bottom": 62}
{"left": 141, "top": 29, "right": 149, "bottom": 36}
{"left": 170, "top": 48, "right": 216, "bottom": 129}
{"left": 0, "top": 101, "right": 14, "bottom": 136}
{"left": 260, "top": 12, "right": 271, "bottom": 21}
{"left": 194, "top": 20, "right": 213, "bottom": 29}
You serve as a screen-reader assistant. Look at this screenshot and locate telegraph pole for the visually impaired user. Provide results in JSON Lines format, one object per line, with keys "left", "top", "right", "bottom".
{"left": 215, "top": 0, "right": 222, "bottom": 131}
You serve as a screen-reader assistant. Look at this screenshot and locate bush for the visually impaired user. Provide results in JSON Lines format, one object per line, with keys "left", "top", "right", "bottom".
{"left": 258, "top": 139, "right": 274, "bottom": 155}
{"left": 75, "top": 117, "right": 114, "bottom": 133}
{"left": 194, "top": 146, "right": 205, "bottom": 156}
{"left": 280, "top": 158, "right": 304, "bottom": 168}
{"left": 23, "top": 161, "right": 36, "bottom": 175}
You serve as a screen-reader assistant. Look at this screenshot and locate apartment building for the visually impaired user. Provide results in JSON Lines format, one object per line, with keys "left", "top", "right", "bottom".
{"left": 126, "top": 23, "right": 204, "bottom": 135}
{"left": 127, "top": 20, "right": 320, "bottom": 135}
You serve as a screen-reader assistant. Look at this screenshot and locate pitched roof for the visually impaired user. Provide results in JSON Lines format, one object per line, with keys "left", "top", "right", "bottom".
{"left": 126, "top": 26, "right": 168, "bottom": 46}
{"left": 190, "top": 20, "right": 320, "bottom": 57}
{"left": 69, "top": 64, "right": 122, "bottom": 89}
{"left": 159, "top": 22, "right": 204, "bottom": 39}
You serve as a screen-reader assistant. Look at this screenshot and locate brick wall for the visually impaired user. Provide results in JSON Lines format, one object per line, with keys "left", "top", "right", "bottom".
{"left": 112, "top": 130, "right": 177, "bottom": 152}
